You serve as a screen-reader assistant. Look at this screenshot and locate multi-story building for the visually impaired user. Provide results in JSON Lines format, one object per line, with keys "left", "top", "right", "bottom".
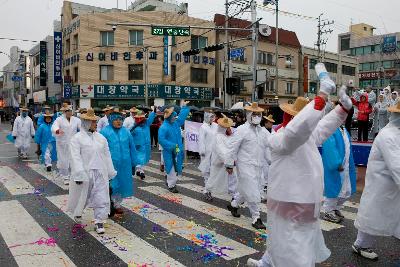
{"left": 129, "top": 0, "right": 188, "bottom": 14}
{"left": 61, "top": 1, "right": 217, "bottom": 109}
{"left": 214, "top": 14, "right": 301, "bottom": 107}
{"left": 338, "top": 23, "right": 400, "bottom": 91}
{"left": 301, "top": 46, "right": 358, "bottom": 97}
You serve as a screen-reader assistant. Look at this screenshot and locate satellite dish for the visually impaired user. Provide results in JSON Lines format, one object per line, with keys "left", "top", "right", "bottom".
{"left": 259, "top": 25, "right": 272, "bottom": 37}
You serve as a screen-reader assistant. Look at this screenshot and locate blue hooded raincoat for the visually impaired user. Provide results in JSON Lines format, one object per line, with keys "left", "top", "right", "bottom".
{"left": 34, "top": 121, "right": 57, "bottom": 163}
{"left": 322, "top": 127, "right": 357, "bottom": 198}
{"left": 130, "top": 112, "right": 156, "bottom": 166}
{"left": 101, "top": 118, "right": 138, "bottom": 198}
{"left": 158, "top": 106, "right": 190, "bottom": 175}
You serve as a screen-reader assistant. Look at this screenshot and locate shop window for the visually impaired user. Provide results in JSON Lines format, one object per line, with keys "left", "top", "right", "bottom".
{"left": 129, "top": 30, "right": 144, "bottom": 46}
{"left": 100, "top": 65, "right": 114, "bottom": 81}
{"left": 191, "top": 67, "right": 207, "bottom": 83}
{"left": 128, "top": 64, "right": 143, "bottom": 80}
{"left": 100, "top": 31, "right": 114, "bottom": 46}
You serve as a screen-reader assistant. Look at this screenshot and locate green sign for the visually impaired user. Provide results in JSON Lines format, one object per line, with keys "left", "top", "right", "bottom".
{"left": 94, "top": 84, "right": 214, "bottom": 100}
{"left": 71, "top": 85, "right": 80, "bottom": 99}
{"left": 151, "top": 26, "right": 190, "bottom": 36}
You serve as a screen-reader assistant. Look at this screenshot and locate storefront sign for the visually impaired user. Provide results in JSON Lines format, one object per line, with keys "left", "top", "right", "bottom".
{"left": 80, "top": 85, "right": 95, "bottom": 98}
{"left": 63, "top": 19, "right": 80, "bottom": 37}
{"left": 359, "top": 71, "right": 381, "bottom": 80}
{"left": 63, "top": 83, "right": 72, "bottom": 99}
{"left": 71, "top": 85, "right": 80, "bottom": 99}
{"left": 54, "top": 32, "right": 63, "bottom": 83}
{"left": 173, "top": 53, "right": 215, "bottom": 65}
{"left": 93, "top": 84, "right": 214, "bottom": 100}
{"left": 230, "top": 48, "right": 244, "bottom": 59}
{"left": 151, "top": 26, "right": 190, "bottom": 36}
{"left": 382, "top": 36, "right": 397, "bottom": 53}
{"left": 86, "top": 51, "right": 157, "bottom": 62}
{"left": 163, "top": 36, "right": 170, "bottom": 75}
{"left": 39, "top": 41, "right": 47, "bottom": 86}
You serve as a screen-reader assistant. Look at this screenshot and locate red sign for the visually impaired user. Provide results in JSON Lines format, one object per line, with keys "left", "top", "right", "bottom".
{"left": 303, "top": 56, "right": 309, "bottom": 93}
{"left": 359, "top": 70, "right": 398, "bottom": 80}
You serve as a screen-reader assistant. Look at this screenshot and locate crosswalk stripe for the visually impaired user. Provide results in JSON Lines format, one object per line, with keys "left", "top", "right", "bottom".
{"left": 344, "top": 201, "right": 360, "bottom": 209}
{"left": 121, "top": 196, "right": 258, "bottom": 260}
{"left": 140, "top": 185, "right": 261, "bottom": 232}
{"left": 134, "top": 175, "right": 164, "bottom": 184}
{"left": 0, "top": 200, "right": 76, "bottom": 267}
{"left": 143, "top": 166, "right": 197, "bottom": 182}
{"left": 28, "top": 163, "right": 69, "bottom": 190}
{"left": 47, "top": 195, "right": 184, "bottom": 267}
{"left": 149, "top": 160, "right": 202, "bottom": 176}
{"left": 0, "top": 166, "right": 34, "bottom": 195}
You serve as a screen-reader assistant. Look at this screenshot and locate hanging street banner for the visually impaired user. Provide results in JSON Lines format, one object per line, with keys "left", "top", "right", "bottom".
{"left": 93, "top": 84, "right": 214, "bottom": 100}
{"left": 163, "top": 36, "right": 170, "bottom": 76}
{"left": 382, "top": 36, "right": 397, "bottom": 53}
{"left": 53, "top": 32, "right": 63, "bottom": 83}
{"left": 63, "top": 83, "right": 72, "bottom": 99}
{"left": 39, "top": 41, "right": 47, "bottom": 86}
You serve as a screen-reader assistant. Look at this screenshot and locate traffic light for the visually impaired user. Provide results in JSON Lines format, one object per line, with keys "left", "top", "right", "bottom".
{"left": 204, "top": 44, "right": 225, "bottom": 52}
{"left": 226, "top": 77, "right": 241, "bottom": 95}
{"left": 182, "top": 49, "right": 200, "bottom": 57}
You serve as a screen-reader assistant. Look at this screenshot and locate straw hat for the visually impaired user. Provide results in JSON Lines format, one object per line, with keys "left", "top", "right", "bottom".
{"left": 80, "top": 108, "right": 99, "bottom": 121}
{"left": 217, "top": 115, "right": 234, "bottom": 128}
{"left": 263, "top": 114, "right": 275, "bottom": 123}
{"left": 20, "top": 106, "right": 29, "bottom": 111}
{"left": 60, "top": 103, "right": 72, "bottom": 111}
{"left": 203, "top": 107, "right": 214, "bottom": 113}
{"left": 244, "top": 102, "right": 264, "bottom": 113}
{"left": 164, "top": 107, "right": 175, "bottom": 119}
{"left": 388, "top": 102, "right": 400, "bottom": 113}
{"left": 43, "top": 113, "right": 54, "bottom": 117}
{"left": 43, "top": 105, "right": 51, "bottom": 109}
{"left": 79, "top": 108, "right": 87, "bottom": 113}
{"left": 102, "top": 105, "right": 114, "bottom": 112}
{"left": 110, "top": 107, "right": 123, "bottom": 114}
{"left": 279, "top": 97, "right": 309, "bottom": 116}
{"left": 134, "top": 110, "right": 146, "bottom": 118}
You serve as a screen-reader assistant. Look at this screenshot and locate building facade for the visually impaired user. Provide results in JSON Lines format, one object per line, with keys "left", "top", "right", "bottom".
{"left": 62, "top": 1, "right": 217, "bottom": 109}
{"left": 338, "top": 23, "right": 400, "bottom": 91}
{"left": 214, "top": 14, "right": 301, "bottom": 107}
{"left": 301, "top": 46, "right": 358, "bottom": 97}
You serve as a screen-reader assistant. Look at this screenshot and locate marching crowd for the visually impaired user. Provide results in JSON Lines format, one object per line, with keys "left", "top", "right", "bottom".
{"left": 8, "top": 63, "right": 399, "bottom": 266}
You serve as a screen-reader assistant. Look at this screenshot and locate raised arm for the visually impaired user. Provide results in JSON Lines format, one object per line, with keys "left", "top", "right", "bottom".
{"left": 145, "top": 112, "right": 156, "bottom": 127}
{"left": 313, "top": 105, "right": 348, "bottom": 146}
{"left": 176, "top": 106, "right": 190, "bottom": 127}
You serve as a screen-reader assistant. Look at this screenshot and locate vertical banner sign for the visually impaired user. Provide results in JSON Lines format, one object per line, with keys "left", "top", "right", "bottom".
{"left": 163, "top": 36, "right": 170, "bottom": 76}
{"left": 303, "top": 55, "right": 309, "bottom": 93}
{"left": 382, "top": 36, "right": 397, "bottom": 53}
{"left": 53, "top": 32, "right": 63, "bottom": 83}
{"left": 39, "top": 41, "right": 47, "bottom": 86}
{"left": 63, "top": 83, "right": 72, "bottom": 99}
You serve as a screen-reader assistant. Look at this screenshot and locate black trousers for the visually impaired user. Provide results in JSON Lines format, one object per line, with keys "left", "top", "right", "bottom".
{"left": 150, "top": 128, "right": 158, "bottom": 146}
{"left": 357, "top": 120, "right": 369, "bottom": 141}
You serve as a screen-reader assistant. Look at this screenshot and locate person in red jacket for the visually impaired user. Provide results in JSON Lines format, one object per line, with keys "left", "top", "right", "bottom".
{"left": 352, "top": 93, "right": 372, "bottom": 142}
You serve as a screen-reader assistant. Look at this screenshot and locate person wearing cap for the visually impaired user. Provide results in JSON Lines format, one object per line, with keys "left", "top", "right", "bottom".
{"left": 68, "top": 108, "right": 117, "bottom": 234}
{"left": 351, "top": 101, "right": 400, "bottom": 260}
{"left": 206, "top": 115, "right": 238, "bottom": 199}
{"left": 37, "top": 105, "right": 52, "bottom": 127}
{"left": 247, "top": 63, "right": 353, "bottom": 267}
{"left": 34, "top": 112, "right": 57, "bottom": 172}
{"left": 75, "top": 108, "right": 87, "bottom": 119}
{"left": 100, "top": 107, "right": 138, "bottom": 215}
{"left": 129, "top": 110, "right": 156, "bottom": 180}
{"left": 97, "top": 105, "right": 113, "bottom": 132}
{"left": 198, "top": 108, "right": 216, "bottom": 200}
{"left": 122, "top": 107, "right": 138, "bottom": 130}
{"left": 224, "top": 102, "right": 269, "bottom": 230}
{"left": 366, "top": 86, "right": 376, "bottom": 106}
{"left": 263, "top": 114, "right": 275, "bottom": 133}
{"left": 52, "top": 103, "right": 82, "bottom": 185}
{"left": 158, "top": 102, "right": 191, "bottom": 193}
{"left": 12, "top": 107, "right": 35, "bottom": 159}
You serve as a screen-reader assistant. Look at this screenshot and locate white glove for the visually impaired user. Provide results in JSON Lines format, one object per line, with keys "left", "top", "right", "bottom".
{"left": 339, "top": 86, "right": 353, "bottom": 111}
{"left": 315, "top": 63, "right": 336, "bottom": 96}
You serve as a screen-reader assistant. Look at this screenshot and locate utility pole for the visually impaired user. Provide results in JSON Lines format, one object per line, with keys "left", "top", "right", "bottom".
{"left": 274, "top": 0, "right": 279, "bottom": 102}
{"left": 251, "top": 0, "right": 258, "bottom": 102}
{"left": 224, "top": 0, "right": 229, "bottom": 109}
{"left": 315, "top": 14, "right": 334, "bottom": 61}
{"left": 143, "top": 47, "right": 149, "bottom": 106}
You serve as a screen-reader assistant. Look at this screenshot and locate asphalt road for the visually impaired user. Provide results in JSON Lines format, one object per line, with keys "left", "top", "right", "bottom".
{"left": 0, "top": 122, "right": 398, "bottom": 267}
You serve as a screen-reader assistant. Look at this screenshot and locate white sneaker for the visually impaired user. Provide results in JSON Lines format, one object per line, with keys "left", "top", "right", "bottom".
{"left": 247, "top": 258, "right": 260, "bottom": 267}
{"left": 352, "top": 244, "right": 378, "bottom": 260}
{"left": 95, "top": 223, "right": 105, "bottom": 234}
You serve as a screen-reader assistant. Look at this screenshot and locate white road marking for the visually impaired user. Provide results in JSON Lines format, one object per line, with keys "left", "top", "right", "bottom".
{"left": 0, "top": 166, "right": 34, "bottom": 195}
{"left": 28, "top": 163, "right": 69, "bottom": 190}
{"left": 143, "top": 166, "right": 196, "bottom": 182}
{"left": 0, "top": 200, "right": 76, "bottom": 267}
{"left": 149, "top": 160, "right": 202, "bottom": 176}
{"left": 47, "top": 195, "right": 184, "bottom": 267}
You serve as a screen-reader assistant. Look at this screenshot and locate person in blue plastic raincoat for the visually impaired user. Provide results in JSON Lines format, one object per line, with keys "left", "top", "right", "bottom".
{"left": 37, "top": 105, "right": 52, "bottom": 126}
{"left": 321, "top": 123, "right": 357, "bottom": 224}
{"left": 158, "top": 102, "right": 190, "bottom": 193}
{"left": 100, "top": 107, "right": 138, "bottom": 215}
{"left": 34, "top": 112, "right": 57, "bottom": 172}
{"left": 12, "top": 107, "right": 35, "bottom": 159}
{"left": 130, "top": 110, "right": 156, "bottom": 179}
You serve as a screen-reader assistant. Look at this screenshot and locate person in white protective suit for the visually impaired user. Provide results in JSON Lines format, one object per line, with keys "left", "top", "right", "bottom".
{"left": 68, "top": 108, "right": 117, "bottom": 234}
{"left": 247, "top": 63, "right": 353, "bottom": 267}
{"left": 372, "top": 93, "right": 389, "bottom": 138}
{"left": 123, "top": 107, "right": 138, "bottom": 130}
{"left": 352, "top": 101, "right": 400, "bottom": 260}
{"left": 52, "top": 103, "right": 81, "bottom": 185}
{"left": 97, "top": 105, "right": 113, "bottom": 132}
{"left": 225, "top": 102, "right": 269, "bottom": 230}
{"left": 12, "top": 107, "right": 35, "bottom": 159}
{"left": 260, "top": 115, "right": 274, "bottom": 201}
{"left": 206, "top": 115, "right": 238, "bottom": 199}
{"left": 198, "top": 108, "right": 216, "bottom": 200}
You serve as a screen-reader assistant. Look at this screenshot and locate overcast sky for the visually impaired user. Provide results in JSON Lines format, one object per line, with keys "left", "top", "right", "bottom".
{"left": 1, "top": 0, "right": 399, "bottom": 70}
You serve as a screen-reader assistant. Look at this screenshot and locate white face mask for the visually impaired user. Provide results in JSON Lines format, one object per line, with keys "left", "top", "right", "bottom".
{"left": 251, "top": 115, "right": 262, "bottom": 125}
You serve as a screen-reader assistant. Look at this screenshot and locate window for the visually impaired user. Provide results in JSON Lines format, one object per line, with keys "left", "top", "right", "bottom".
{"left": 100, "top": 31, "right": 114, "bottom": 46}
{"left": 355, "top": 47, "right": 363, "bottom": 55}
{"left": 100, "top": 65, "right": 114, "bottom": 81}
{"left": 364, "top": 27, "right": 367, "bottom": 31}
{"left": 191, "top": 35, "right": 208, "bottom": 49}
{"left": 265, "top": 80, "right": 275, "bottom": 92}
{"left": 342, "top": 65, "right": 355, "bottom": 76}
{"left": 309, "top": 58, "right": 317, "bottom": 69}
{"left": 364, "top": 46, "right": 372, "bottom": 54}
{"left": 383, "top": 60, "right": 394, "bottom": 69}
{"left": 171, "top": 36, "right": 176, "bottom": 46}
{"left": 191, "top": 67, "right": 207, "bottom": 83}
{"left": 267, "top": 53, "right": 274, "bottom": 65}
{"left": 73, "top": 34, "right": 79, "bottom": 51}
{"left": 74, "top": 67, "right": 78, "bottom": 82}
{"left": 128, "top": 64, "right": 143, "bottom": 80}
{"left": 129, "top": 30, "right": 143, "bottom": 46}
{"left": 171, "top": 65, "right": 176, "bottom": 81}
{"left": 309, "top": 82, "right": 317, "bottom": 94}
{"left": 340, "top": 37, "right": 350, "bottom": 51}
{"left": 65, "top": 39, "right": 70, "bottom": 53}
{"left": 285, "top": 82, "right": 294, "bottom": 94}
{"left": 324, "top": 62, "right": 337, "bottom": 73}
{"left": 374, "top": 44, "right": 381, "bottom": 53}
{"left": 257, "top": 51, "right": 274, "bottom": 65}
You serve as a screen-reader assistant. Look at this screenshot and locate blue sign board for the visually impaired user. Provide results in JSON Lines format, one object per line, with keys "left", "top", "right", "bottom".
{"left": 40, "top": 41, "right": 47, "bottom": 87}
{"left": 11, "top": 76, "right": 23, "bottom": 82}
{"left": 54, "top": 32, "right": 63, "bottom": 83}
{"left": 382, "top": 36, "right": 397, "bottom": 53}
{"left": 163, "top": 36, "right": 169, "bottom": 76}
{"left": 230, "top": 48, "right": 244, "bottom": 59}
{"left": 64, "top": 83, "right": 72, "bottom": 99}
